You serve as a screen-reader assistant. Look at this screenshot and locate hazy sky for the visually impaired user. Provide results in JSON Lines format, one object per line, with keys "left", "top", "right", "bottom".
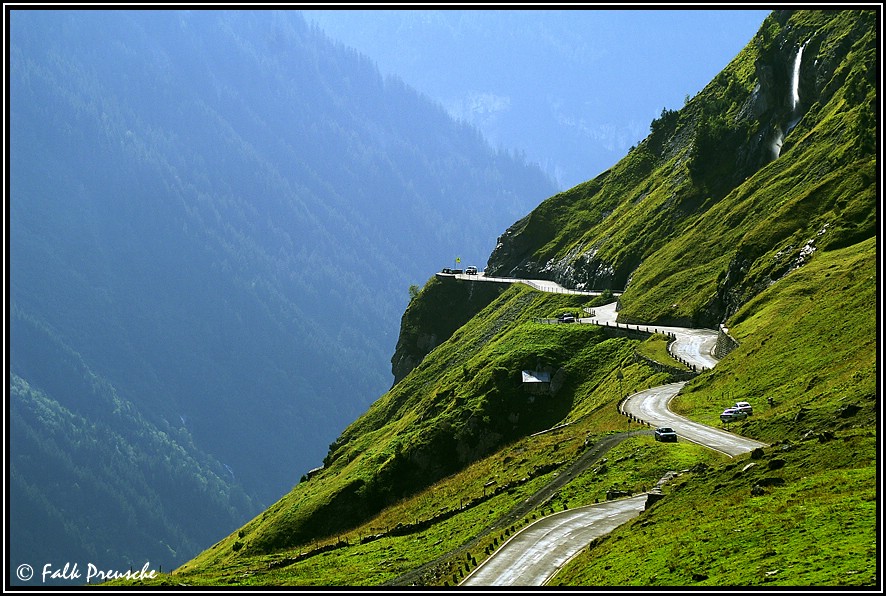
{"left": 303, "top": 8, "right": 772, "bottom": 189}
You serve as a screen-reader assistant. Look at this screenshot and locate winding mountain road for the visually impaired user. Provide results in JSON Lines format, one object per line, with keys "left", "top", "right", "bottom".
{"left": 620, "top": 381, "right": 767, "bottom": 457}
{"left": 584, "top": 301, "right": 719, "bottom": 369}
{"left": 452, "top": 278, "right": 767, "bottom": 586}
{"left": 461, "top": 496, "right": 649, "bottom": 587}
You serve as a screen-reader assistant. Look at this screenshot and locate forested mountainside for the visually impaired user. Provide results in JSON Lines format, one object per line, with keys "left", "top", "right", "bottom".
{"left": 8, "top": 9, "right": 556, "bottom": 578}
{"left": 167, "top": 9, "right": 877, "bottom": 587}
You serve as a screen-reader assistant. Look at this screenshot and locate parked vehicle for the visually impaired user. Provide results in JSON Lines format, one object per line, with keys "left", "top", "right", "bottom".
{"left": 720, "top": 408, "right": 748, "bottom": 423}
{"left": 465, "top": 266, "right": 479, "bottom": 275}
{"left": 654, "top": 427, "right": 678, "bottom": 442}
{"left": 733, "top": 401, "right": 753, "bottom": 415}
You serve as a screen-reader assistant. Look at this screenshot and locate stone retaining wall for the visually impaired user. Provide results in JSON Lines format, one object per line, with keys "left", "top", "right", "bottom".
{"left": 714, "top": 325, "right": 740, "bottom": 359}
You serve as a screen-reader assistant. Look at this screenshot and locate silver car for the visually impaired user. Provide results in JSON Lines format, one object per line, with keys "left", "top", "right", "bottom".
{"left": 720, "top": 408, "right": 748, "bottom": 423}
{"left": 733, "top": 401, "right": 753, "bottom": 415}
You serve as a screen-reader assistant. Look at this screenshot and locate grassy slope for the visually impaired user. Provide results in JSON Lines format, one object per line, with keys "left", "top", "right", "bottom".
{"left": 672, "top": 236, "right": 877, "bottom": 435}
{"left": 175, "top": 286, "right": 669, "bottom": 574}
{"left": 550, "top": 236, "right": 877, "bottom": 587}
{"left": 137, "top": 398, "right": 730, "bottom": 586}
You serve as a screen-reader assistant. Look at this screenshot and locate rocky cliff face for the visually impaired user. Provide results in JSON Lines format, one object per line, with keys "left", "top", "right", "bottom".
{"left": 390, "top": 276, "right": 506, "bottom": 384}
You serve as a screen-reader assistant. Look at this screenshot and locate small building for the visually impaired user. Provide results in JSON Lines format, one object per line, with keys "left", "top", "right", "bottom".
{"left": 522, "top": 370, "right": 551, "bottom": 395}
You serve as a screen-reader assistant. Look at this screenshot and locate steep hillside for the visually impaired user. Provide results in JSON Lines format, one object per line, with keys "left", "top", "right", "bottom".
{"left": 487, "top": 9, "right": 876, "bottom": 328}
{"left": 8, "top": 9, "right": 556, "bottom": 577}
{"left": 156, "top": 9, "right": 876, "bottom": 587}
{"left": 172, "top": 284, "right": 671, "bottom": 581}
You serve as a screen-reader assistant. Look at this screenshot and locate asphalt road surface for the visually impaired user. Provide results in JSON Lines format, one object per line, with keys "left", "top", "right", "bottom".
{"left": 621, "top": 382, "right": 768, "bottom": 457}
{"left": 584, "top": 302, "right": 719, "bottom": 370}
{"left": 460, "top": 496, "right": 649, "bottom": 587}
{"left": 441, "top": 270, "right": 614, "bottom": 296}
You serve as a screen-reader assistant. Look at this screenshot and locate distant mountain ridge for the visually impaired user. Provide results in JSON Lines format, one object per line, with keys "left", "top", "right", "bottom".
{"left": 303, "top": 9, "right": 771, "bottom": 190}
{"left": 8, "top": 9, "right": 556, "bottom": 577}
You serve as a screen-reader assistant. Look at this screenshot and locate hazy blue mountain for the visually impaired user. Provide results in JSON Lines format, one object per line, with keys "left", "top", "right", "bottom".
{"left": 303, "top": 9, "right": 771, "bottom": 190}
{"left": 8, "top": 9, "right": 557, "bottom": 576}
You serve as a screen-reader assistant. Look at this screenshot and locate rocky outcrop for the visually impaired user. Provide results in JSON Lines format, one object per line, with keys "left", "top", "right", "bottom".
{"left": 391, "top": 276, "right": 505, "bottom": 385}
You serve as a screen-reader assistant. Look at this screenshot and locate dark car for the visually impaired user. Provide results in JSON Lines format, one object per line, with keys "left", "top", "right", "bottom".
{"left": 654, "top": 427, "right": 678, "bottom": 442}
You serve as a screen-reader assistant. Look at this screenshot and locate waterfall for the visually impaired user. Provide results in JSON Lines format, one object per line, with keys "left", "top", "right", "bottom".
{"left": 774, "top": 41, "right": 808, "bottom": 160}
{"left": 790, "top": 41, "right": 808, "bottom": 113}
